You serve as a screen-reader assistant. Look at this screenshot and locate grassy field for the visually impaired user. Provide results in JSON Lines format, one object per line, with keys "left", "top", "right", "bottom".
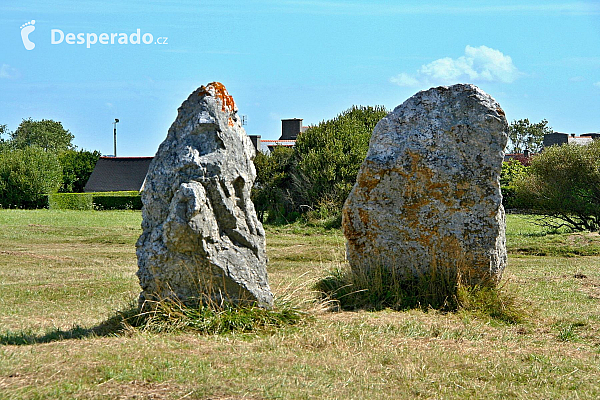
{"left": 0, "top": 210, "right": 599, "bottom": 399}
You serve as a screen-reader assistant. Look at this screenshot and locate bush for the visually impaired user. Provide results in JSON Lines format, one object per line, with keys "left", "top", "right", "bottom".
{"left": 48, "top": 191, "right": 141, "bottom": 210}
{"left": 514, "top": 140, "right": 600, "bottom": 231}
{"left": 292, "top": 106, "right": 387, "bottom": 216}
{"left": 500, "top": 159, "right": 532, "bottom": 210}
{"left": 501, "top": 159, "right": 529, "bottom": 186}
{"left": 58, "top": 149, "right": 101, "bottom": 193}
{"left": 252, "top": 105, "right": 388, "bottom": 223}
{"left": 0, "top": 147, "right": 62, "bottom": 208}
{"left": 252, "top": 146, "right": 297, "bottom": 223}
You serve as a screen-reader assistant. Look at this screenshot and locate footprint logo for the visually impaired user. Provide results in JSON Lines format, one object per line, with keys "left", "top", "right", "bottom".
{"left": 20, "top": 20, "right": 36, "bottom": 50}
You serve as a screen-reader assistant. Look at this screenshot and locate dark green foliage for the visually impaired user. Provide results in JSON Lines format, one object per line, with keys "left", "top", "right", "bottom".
{"left": 0, "top": 119, "right": 102, "bottom": 207}
{"left": 252, "top": 105, "right": 387, "bottom": 223}
{"left": 48, "top": 191, "right": 141, "bottom": 210}
{"left": 10, "top": 118, "right": 74, "bottom": 153}
{"left": 507, "top": 118, "right": 552, "bottom": 153}
{"left": 514, "top": 141, "right": 600, "bottom": 231}
{"left": 501, "top": 159, "right": 530, "bottom": 186}
{"left": 0, "top": 124, "right": 9, "bottom": 152}
{"left": 93, "top": 194, "right": 142, "bottom": 210}
{"left": 501, "top": 159, "right": 531, "bottom": 209}
{"left": 252, "top": 146, "right": 297, "bottom": 223}
{"left": 0, "top": 147, "right": 62, "bottom": 208}
{"left": 58, "top": 149, "right": 101, "bottom": 192}
{"left": 293, "top": 105, "right": 387, "bottom": 215}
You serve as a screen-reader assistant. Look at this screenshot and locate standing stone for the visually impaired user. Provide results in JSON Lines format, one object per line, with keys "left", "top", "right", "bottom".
{"left": 342, "top": 84, "right": 508, "bottom": 284}
{"left": 136, "top": 82, "right": 273, "bottom": 309}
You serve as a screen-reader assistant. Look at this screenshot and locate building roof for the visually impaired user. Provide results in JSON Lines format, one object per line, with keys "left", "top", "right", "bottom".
{"left": 84, "top": 157, "right": 153, "bottom": 192}
{"left": 261, "top": 140, "right": 296, "bottom": 147}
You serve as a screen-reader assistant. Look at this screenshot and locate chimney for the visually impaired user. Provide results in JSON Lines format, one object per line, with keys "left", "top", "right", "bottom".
{"left": 280, "top": 119, "right": 302, "bottom": 140}
{"left": 524, "top": 149, "right": 530, "bottom": 158}
{"left": 248, "top": 135, "right": 261, "bottom": 152}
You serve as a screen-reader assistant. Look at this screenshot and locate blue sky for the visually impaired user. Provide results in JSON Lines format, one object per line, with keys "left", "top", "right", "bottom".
{"left": 1, "top": 0, "right": 599, "bottom": 156}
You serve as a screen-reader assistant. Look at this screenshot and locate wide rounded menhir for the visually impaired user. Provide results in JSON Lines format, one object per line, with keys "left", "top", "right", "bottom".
{"left": 342, "top": 84, "right": 508, "bottom": 284}
{"left": 136, "top": 82, "right": 273, "bottom": 309}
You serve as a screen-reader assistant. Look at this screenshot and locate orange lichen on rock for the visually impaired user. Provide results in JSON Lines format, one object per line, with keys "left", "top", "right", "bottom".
{"left": 199, "top": 82, "right": 236, "bottom": 112}
{"left": 198, "top": 82, "right": 237, "bottom": 126}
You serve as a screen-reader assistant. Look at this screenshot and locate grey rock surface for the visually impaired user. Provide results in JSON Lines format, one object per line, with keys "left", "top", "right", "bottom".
{"left": 136, "top": 82, "right": 273, "bottom": 309}
{"left": 342, "top": 84, "right": 508, "bottom": 284}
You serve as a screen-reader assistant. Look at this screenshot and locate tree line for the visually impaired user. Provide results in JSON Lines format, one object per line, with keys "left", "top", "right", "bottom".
{"left": 0, "top": 119, "right": 100, "bottom": 208}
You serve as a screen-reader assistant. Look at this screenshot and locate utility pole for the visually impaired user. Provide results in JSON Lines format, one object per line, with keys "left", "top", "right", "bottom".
{"left": 113, "top": 118, "right": 119, "bottom": 157}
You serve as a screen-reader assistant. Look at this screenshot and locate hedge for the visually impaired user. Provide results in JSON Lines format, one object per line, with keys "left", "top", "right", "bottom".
{"left": 48, "top": 191, "right": 142, "bottom": 210}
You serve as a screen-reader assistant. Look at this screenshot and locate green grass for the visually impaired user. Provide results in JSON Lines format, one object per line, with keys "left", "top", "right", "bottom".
{"left": 0, "top": 210, "right": 599, "bottom": 399}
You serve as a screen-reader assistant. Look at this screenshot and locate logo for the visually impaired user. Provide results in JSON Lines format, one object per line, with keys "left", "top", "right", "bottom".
{"left": 20, "top": 20, "right": 36, "bottom": 50}
{"left": 51, "top": 29, "right": 168, "bottom": 48}
{"left": 18, "top": 20, "right": 168, "bottom": 50}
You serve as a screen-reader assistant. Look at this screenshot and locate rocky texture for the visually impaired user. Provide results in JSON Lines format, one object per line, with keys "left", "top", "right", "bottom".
{"left": 136, "top": 82, "right": 273, "bottom": 309}
{"left": 342, "top": 84, "right": 508, "bottom": 284}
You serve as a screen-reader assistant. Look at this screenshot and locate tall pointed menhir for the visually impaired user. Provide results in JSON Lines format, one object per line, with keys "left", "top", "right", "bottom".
{"left": 136, "top": 82, "right": 273, "bottom": 310}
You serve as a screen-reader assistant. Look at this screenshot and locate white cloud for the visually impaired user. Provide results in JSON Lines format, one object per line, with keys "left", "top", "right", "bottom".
{"left": 570, "top": 76, "right": 585, "bottom": 82}
{"left": 0, "top": 64, "right": 19, "bottom": 79}
{"left": 594, "top": 82, "right": 600, "bottom": 88}
{"left": 390, "top": 45, "right": 521, "bottom": 87}
{"left": 390, "top": 72, "right": 420, "bottom": 87}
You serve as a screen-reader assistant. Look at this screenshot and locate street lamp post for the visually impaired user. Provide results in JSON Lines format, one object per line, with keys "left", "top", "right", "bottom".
{"left": 113, "top": 118, "right": 119, "bottom": 157}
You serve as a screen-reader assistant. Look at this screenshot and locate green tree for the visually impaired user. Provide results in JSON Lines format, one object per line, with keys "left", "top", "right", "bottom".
{"left": 10, "top": 118, "right": 74, "bottom": 152}
{"left": 0, "top": 146, "right": 63, "bottom": 208}
{"left": 514, "top": 141, "right": 600, "bottom": 231}
{"left": 500, "top": 159, "right": 530, "bottom": 209}
{"left": 501, "top": 159, "right": 529, "bottom": 187}
{"left": 292, "top": 105, "right": 388, "bottom": 217}
{"left": 252, "top": 146, "right": 296, "bottom": 223}
{"left": 507, "top": 118, "right": 552, "bottom": 154}
{"left": 58, "top": 149, "right": 101, "bottom": 193}
{"left": 0, "top": 124, "right": 9, "bottom": 153}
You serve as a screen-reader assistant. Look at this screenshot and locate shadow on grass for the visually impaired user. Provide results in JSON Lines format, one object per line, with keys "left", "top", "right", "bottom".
{"left": 1, "top": 298, "right": 308, "bottom": 345}
{"left": 0, "top": 307, "right": 139, "bottom": 346}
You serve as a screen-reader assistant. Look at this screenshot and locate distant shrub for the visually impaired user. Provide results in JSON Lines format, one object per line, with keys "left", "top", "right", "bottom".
{"left": 292, "top": 105, "right": 387, "bottom": 215}
{"left": 252, "top": 146, "right": 297, "bottom": 224}
{"left": 501, "top": 159, "right": 529, "bottom": 187}
{"left": 252, "top": 105, "right": 387, "bottom": 223}
{"left": 514, "top": 141, "right": 600, "bottom": 231}
{"left": 58, "top": 149, "right": 101, "bottom": 193}
{"left": 0, "top": 147, "right": 62, "bottom": 209}
{"left": 501, "top": 159, "right": 531, "bottom": 210}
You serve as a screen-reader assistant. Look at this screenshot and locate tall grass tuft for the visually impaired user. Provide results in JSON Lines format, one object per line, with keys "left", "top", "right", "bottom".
{"left": 315, "top": 258, "right": 525, "bottom": 323}
{"left": 126, "top": 293, "right": 309, "bottom": 335}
